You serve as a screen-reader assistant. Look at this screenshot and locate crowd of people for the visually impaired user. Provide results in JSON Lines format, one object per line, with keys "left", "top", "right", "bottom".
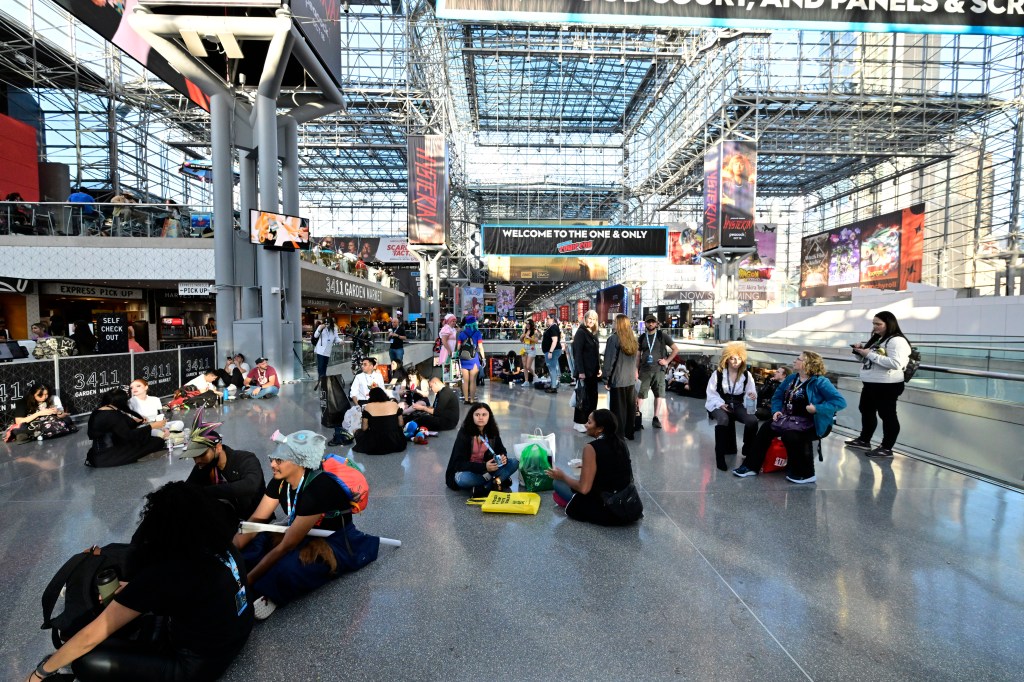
{"left": 16, "top": 308, "right": 916, "bottom": 681}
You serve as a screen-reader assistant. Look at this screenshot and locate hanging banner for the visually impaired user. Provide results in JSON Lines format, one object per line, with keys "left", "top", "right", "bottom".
{"left": 704, "top": 141, "right": 756, "bottom": 251}
{"left": 800, "top": 204, "right": 925, "bottom": 301}
{"left": 291, "top": 0, "right": 343, "bottom": 88}
{"left": 487, "top": 256, "right": 609, "bottom": 281}
{"left": 460, "top": 286, "right": 484, "bottom": 319}
{"left": 559, "top": 305, "right": 571, "bottom": 322}
{"left": 738, "top": 228, "right": 778, "bottom": 281}
{"left": 434, "top": 0, "right": 1024, "bottom": 36}
{"left": 408, "top": 135, "right": 449, "bottom": 246}
{"left": 703, "top": 144, "right": 721, "bottom": 252}
{"left": 668, "top": 223, "right": 703, "bottom": 265}
{"left": 495, "top": 286, "right": 516, "bottom": 317}
{"left": 483, "top": 225, "right": 667, "bottom": 257}
{"left": 576, "top": 299, "right": 590, "bottom": 322}
{"left": 596, "top": 284, "right": 627, "bottom": 323}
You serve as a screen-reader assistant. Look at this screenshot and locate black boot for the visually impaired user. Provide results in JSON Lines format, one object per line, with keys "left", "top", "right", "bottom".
{"left": 714, "top": 426, "right": 731, "bottom": 471}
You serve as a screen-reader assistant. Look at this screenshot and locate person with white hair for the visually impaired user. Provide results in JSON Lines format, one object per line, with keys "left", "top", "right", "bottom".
{"left": 571, "top": 310, "right": 602, "bottom": 432}
{"left": 233, "top": 430, "right": 380, "bottom": 620}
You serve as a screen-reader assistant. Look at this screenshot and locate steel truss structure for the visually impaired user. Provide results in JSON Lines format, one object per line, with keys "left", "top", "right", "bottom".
{"left": 3, "top": 1, "right": 1023, "bottom": 309}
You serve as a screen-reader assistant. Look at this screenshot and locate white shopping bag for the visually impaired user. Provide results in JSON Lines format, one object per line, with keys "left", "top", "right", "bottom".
{"left": 342, "top": 406, "right": 363, "bottom": 433}
{"left": 516, "top": 428, "right": 556, "bottom": 465}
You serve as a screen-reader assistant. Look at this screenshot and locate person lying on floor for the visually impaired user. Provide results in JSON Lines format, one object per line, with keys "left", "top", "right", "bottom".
{"left": 233, "top": 430, "right": 380, "bottom": 620}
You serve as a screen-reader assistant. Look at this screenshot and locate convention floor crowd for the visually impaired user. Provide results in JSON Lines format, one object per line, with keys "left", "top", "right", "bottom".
{"left": 1, "top": 382, "right": 1021, "bottom": 681}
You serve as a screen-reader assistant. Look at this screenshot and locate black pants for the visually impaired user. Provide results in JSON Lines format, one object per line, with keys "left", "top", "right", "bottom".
{"left": 213, "top": 368, "right": 244, "bottom": 389}
{"left": 858, "top": 382, "right": 905, "bottom": 449}
{"left": 573, "top": 376, "right": 599, "bottom": 425}
{"left": 609, "top": 385, "right": 636, "bottom": 440}
{"left": 744, "top": 421, "right": 818, "bottom": 478}
{"left": 72, "top": 636, "right": 245, "bottom": 682}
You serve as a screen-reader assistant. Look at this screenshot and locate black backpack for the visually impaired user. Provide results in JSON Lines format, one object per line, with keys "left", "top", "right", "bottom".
{"left": 41, "top": 543, "right": 135, "bottom": 647}
{"left": 904, "top": 346, "right": 922, "bottom": 383}
{"left": 458, "top": 334, "right": 477, "bottom": 360}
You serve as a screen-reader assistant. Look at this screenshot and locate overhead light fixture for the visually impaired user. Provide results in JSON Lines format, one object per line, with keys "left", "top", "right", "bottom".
{"left": 180, "top": 30, "right": 208, "bottom": 58}
{"left": 217, "top": 33, "right": 244, "bottom": 60}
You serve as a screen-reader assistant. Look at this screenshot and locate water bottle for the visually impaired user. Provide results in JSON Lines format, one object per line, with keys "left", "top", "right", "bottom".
{"left": 743, "top": 393, "right": 756, "bottom": 414}
{"left": 97, "top": 568, "right": 119, "bottom": 606}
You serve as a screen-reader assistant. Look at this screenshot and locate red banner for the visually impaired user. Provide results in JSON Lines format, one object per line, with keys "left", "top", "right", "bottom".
{"left": 633, "top": 287, "right": 642, "bottom": 309}
{"left": 559, "top": 305, "right": 570, "bottom": 322}
{"left": 407, "top": 135, "right": 449, "bottom": 245}
{"left": 576, "top": 300, "right": 589, "bottom": 322}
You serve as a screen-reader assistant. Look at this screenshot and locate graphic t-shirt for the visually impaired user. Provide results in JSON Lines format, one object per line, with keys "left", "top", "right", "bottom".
{"left": 246, "top": 366, "right": 278, "bottom": 387}
{"left": 265, "top": 472, "right": 353, "bottom": 531}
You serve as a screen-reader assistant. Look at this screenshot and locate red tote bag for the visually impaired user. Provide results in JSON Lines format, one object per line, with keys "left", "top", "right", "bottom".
{"left": 761, "top": 437, "right": 788, "bottom": 473}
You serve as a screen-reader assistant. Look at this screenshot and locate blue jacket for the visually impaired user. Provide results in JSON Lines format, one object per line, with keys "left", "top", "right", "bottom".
{"left": 771, "top": 374, "right": 847, "bottom": 438}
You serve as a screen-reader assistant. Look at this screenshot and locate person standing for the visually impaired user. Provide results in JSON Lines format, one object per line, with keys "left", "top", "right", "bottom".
{"left": 571, "top": 310, "right": 602, "bottom": 432}
{"left": 456, "top": 317, "right": 485, "bottom": 404}
{"left": 603, "top": 314, "right": 639, "bottom": 441}
{"left": 520, "top": 318, "right": 539, "bottom": 385}
{"left": 388, "top": 317, "right": 407, "bottom": 366}
{"left": 705, "top": 342, "right": 759, "bottom": 471}
{"left": 313, "top": 317, "right": 340, "bottom": 387}
{"left": 845, "top": 310, "right": 912, "bottom": 458}
{"left": 635, "top": 315, "right": 679, "bottom": 429}
{"left": 541, "top": 312, "right": 562, "bottom": 394}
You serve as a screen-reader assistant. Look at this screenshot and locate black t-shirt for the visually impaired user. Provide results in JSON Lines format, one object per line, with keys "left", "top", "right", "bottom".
{"left": 265, "top": 471, "right": 353, "bottom": 531}
{"left": 638, "top": 330, "right": 673, "bottom": 374}
{"left": 114, "top": 547, "right": 254, "bottom": 657}
{"left": 390, "top": 323, "right": 406, "bottom": 349}
{"left": 541, "top": 323, "right": 561, "bottom": 353}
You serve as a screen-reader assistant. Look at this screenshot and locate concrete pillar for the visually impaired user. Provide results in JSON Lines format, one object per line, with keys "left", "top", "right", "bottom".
{"left": 238, "top": 153, "right": 260, "bottom": 319}
{"left": 211, "top": 92, "right": 235, "bottom": 357}
{"left": 255, "top": 94, "right": 281, "bottom": 371}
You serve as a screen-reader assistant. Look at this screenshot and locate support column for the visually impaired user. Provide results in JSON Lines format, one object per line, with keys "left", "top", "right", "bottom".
{"left": 238, "top": 153, "right": 260, "bottom": 319}
{"left": 280, "top": 115, "right": 302, "bottom": 380}
{"left": 211, "top": 92, "right": 235, "bottom": 356}
{"left": 256, "top": 93, "right": 281, "bottom": 371}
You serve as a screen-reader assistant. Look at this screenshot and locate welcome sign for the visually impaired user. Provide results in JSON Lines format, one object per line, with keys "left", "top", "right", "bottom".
{"left": 483, "top": 225, "right": 667, "bottom": 258}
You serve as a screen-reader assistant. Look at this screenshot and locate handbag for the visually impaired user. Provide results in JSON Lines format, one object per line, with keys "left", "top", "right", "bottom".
{"left": 601, "top": 482, "right": 644, "bottom": 523}
{"left": 570, "top": 379, "right": 586, "bottom": 409}
{"left": 28, "top": 414, "right": 76, "bottom": 440}
{"left": 771, "top": 414, "right": 814, "bottom": 433}
{"left": 761, "top": 437, "right": 788, "bottom": 473}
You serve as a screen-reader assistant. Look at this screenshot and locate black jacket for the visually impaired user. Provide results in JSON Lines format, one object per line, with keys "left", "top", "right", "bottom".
{"left": 572, "top": 327, "right": 601, "bottom": 378}
{"left": 185, "top": 445, "right": 266, "bottom": 519}
{"left": 445, "top": 430, "right": 507, "bottom": 490}
{"left": 431, "top": 387, "right": 461, "bottom": 430}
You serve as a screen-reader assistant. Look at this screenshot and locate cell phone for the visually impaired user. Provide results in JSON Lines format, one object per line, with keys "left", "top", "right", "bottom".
{"left": 849, "top": 344, "right": 857, "bottom": 348}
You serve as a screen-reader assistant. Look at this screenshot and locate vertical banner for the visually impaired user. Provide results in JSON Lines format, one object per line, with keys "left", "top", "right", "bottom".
{"left": 595, "top": 284, "right": 626, "bottom": 323}
{"left": 720, "top": 141, "right": 757, "bottom": 247}
{"left": 576, "top": 299, "right": 590, "bottom": 322}
{"left": 495, "top": 286, "right": 516, "bottom": 317}
{"left": 702, "top": 143, "right": 721, "bottom": 251}
{"left": 559, "top": 305, "right": 570, "bottom": 322}
{"left": 407, "top": 135, "right": 449, "bottom": 245}
{"left": 460, "top": 286, "right": 484, "bottom": 319}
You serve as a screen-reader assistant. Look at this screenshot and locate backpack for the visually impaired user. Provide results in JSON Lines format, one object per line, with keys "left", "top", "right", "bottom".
{"left": 319, "top": 454, "right": 370, "bottom": 515}
{"left": 458, "top": 333, "right": 477, "bottom": 360}
{"left": 903, "top": 346, "right": 921, "bottom": 383}
{"left": 41, "top": 543, "right": 135, "bottom": 648}
{"left": 432, "top": 334, "right": 442, "bottom": 354}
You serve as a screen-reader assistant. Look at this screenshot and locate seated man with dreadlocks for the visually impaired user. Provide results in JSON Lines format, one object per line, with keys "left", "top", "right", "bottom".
{"left": 233, "top": 430, "right": 380, "bottom": 621}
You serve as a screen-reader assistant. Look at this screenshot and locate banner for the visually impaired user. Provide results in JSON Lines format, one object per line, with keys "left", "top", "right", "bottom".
{"left": 291, "top": 0, "right": 342, "bottom": 87}
{"left": 134, "top": 350, "right": 180, "bottom": 399}
{"left": 496, "top": 286, "right": 516, "bottom": 317}
{"left": 668, "top": 223, "right": 703, "bottom": 265}
{"left": 576, "top": 300, "right": 590, "bottom": 322}
{"left": 662, "top": 290, "right": 715, "bottom": 301}
{"left": 596, "top": 284, "right": 627, "bottom": 323}
{"left": 703, "top": 143, "right": 721, "bottom": 251}
{"left": 311, "top": 236, "right": 419, "bottom": 266}
{"left": 703, "top": 141, "right": 756, "bottom": 251}
{"left": 57, "top": 355, "right": 132, "bottom": 416}
{"left": 482, "top": 225, "right": 667, "bottom": 258}
{"left": 800, "top": 204, "right": 925, "bottom": 301}
{"left": 179, "top": 346, "right": 217, "bottom": 387}
{"left": 486, "top": 256, "right": 609, "bottom": 282}
{"left": 460, "top": 287, "right": 484, "bottom": 319}
{"left": 408, "top": 135, "right": 449, "bottom": 245}
{"left": 53, "top": 1, "right": 209, "bottom": 109}
{"left": 559, "top": 305, "right": 571, "bottom": 322}
{"left": 434, "top": 0, "right": 1024, "bottom": 36}
{"left": 738, "top": 228, "right": 777, "bottom": 281}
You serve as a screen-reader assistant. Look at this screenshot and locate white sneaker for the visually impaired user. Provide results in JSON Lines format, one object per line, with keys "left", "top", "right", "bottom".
{"left": 573, "top": 423, "right": 587, "bottom": 433}
{"left": 253, "top": 596, "right": 277, "bottom": 620}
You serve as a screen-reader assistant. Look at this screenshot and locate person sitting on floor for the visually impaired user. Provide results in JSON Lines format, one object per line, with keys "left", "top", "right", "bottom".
{"left": 25, "top": 481, "right": 253, "bottom": 682}
{"left": 498, "top": 351, "right": 525, "bottom": 385}
{"left": 404, "top": 376, "right": 460, "bottom": 432}
{"left": 352, "top": 387, "right": 407, "bottom": 456}
{"left": 241, "top": 357, "right": 280, "bottom": 399}
{"left": 4, "top": 383, "right": 77, "bottom": 443}
{"left": 85, "top": 389, "right": 167, "bottom": 468}
{"left": 182, "top": 409, "right": 267, "bottom": 520}
{"left": 545, "top": 408, "right": 640, "bottom": 526}
{"left": 349, "top": 357, "right": 385, "bottom": 405}
{"left": 214, "top": 354, "right": 249, "bottom": 393}
{"left": 128, "top": 378, "right": 183, "bottom": 445}
{"left": 444, "top": 402, "right": 519, "bottom": 496}
{"left": 234, "top": 430, "right": 381, "bottom": 620}
{"left": 185, "top": 369, "right": 219, "bottom": 395}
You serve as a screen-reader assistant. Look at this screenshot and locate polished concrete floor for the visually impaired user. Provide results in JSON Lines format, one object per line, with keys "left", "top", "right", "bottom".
{"left": 1, "top": 382, "right": 1022, "bottom": 681}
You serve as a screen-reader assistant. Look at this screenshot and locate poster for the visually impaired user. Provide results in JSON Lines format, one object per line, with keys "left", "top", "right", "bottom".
{"left": 595, "top": 284, "right": 627, "bottom": 323}
{"left": 559, "top": 305, "right": 570, "bottom": 322}
{"left": 482, "top": 225, "right": 667, "bottom": 258}
{"left": 576, "top": 300, "right": 590, "bottom": 322}
{"left": 495, "top": 286, "right": 516, "bottom": 317}
{"left": 719, "top": 141, "right": 757, "bottom": 247}
{"left": 668, "top": 223, "right": 703, "bottom": 265}
{"left": 800, "top": 204, "right": 925, "bottom": 301}
{"left": 460, "top": 286, "right": 484, "bottom": 319}
{"left": 702, "top": 143, "right": 721, "bottom": 251}
{"left": 738, "top": 228, "right": 777, "bottom": 281}
{"left": 311, "top": 236, "right": 419, "bottom": 266}
{"left": 408, "top": 135, "right": 449, "bottom": 245}
{"left": 486, "top": 256, "right": 608, "bottom": 282}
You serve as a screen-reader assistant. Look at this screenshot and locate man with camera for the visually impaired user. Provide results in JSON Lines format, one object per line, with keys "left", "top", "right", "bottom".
{"left": 636, "top": 315, "right": 679, "bottom": 429}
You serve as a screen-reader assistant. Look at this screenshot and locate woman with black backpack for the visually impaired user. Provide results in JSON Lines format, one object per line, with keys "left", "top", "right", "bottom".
{"left": 456, "top": 316, "right": 485, "bottom": 404}
{"left": 845, "top": 310, "right": 912, "bottom": 458}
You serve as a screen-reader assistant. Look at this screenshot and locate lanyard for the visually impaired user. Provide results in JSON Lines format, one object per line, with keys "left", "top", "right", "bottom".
{"left": 645, "top": 332, "right": 657, "bottom": 354}
{"left": 284, "top": 473, "right": 307, "bottom": 525}
{"left": 217, "top": 552, "right": 248, "bottom": 616}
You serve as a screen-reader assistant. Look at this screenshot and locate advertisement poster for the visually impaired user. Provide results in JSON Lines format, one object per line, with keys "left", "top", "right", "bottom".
{"left": 482, "top": 225, "right": 667, "bottom": 258}
{"left": 576, "top": 300, "right": 590, "bottom": 322}
{"left": 495, "top": 286, "right": 516, "bottom": 317}
{"left": 719, "top": 141, "right": 757, "bottom": 247}
{"left": 738, "top": 228, "right": 777, "bottom": 281}
{"left": 310, "top": 236, "right": 418, "bottom": 266}
{"left": 559, "top": 305, "right": 571, "bottom": 322}
{"left": 435, "top": 0, "right": 1024, "bottom": 36}
{"left": 460, "top": 286, "right": 484, "bottom": 319}
{"left": 596, "top": 284, "right": 627, "bottom": 323}
{"left": 408, "top": 135, "right": 449, "bottom": 245}
{"left": 291, "top": 0, "right": 343, "bottom": 87}
{"left": 703, "top": 143, "right": 721, "bottom": 251}
{"left": 800, "top": 204, "right": 925, "bottom": 301}
{"left": 668, "top": 222, "right": 703, "bottom": 265}
{"left": 486, "top": 256, "right": 608, "bottom": 282}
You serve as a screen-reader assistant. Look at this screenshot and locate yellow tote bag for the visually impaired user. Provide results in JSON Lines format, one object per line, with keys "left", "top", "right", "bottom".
{"left": 479, "top": 491, "right": 541, "bottom": 515}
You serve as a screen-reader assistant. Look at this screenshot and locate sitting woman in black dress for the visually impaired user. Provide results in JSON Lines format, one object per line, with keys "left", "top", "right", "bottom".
{"left": 25, "top": 481, "right": 254, "bottom": 682}
{"left": 545, "top": 408, "right": 640, "bottom": 526}
{"left": 85, "top": 389, "right": 167, "bottom": 467}
{"left": 5, "top": 383, "right": 77, "bottom": 443}
{"left": 352, "top": 387, "right": 407, "bottom": 455}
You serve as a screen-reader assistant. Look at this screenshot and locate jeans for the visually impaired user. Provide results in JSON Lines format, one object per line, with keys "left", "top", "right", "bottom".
{"left": 242, "top": 385, "right": 279, "bottom": 399}
{"left": 545, "top": 349, "right": 562, "bottom": 389}
{"left": 316, "top": 353, "right": 330, "bottom": 379}
{"left": 453, "top": 457, "right": 520, "bottom": 489}
{"left": 390, "top": 348, "right": 404, "bottom": 365}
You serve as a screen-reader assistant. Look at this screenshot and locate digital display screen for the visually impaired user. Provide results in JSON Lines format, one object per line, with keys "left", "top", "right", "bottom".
{"left": 249, "top": 210, "right": 310, "bottom": 251}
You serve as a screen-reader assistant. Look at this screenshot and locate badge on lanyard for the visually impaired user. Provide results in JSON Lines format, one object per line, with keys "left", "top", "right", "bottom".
{"left": 219, "top": 553, "right": 248, "bottom": 616}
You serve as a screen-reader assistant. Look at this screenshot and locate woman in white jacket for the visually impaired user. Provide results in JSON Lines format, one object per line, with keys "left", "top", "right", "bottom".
{"left": 705, "top": 341, "right": 759, "bottom": 471}
{"left": 846, "top": 311, "right": 911, "bottom": 458}
{"left": 313, "top": 317, "right": 340, "bottom": 387}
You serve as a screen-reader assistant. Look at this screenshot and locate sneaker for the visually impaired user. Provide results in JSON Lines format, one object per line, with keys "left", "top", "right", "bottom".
{"left": 469, "top": 485, "right": 489, "bottom": 498}
{"left": 253, "top": 596, "right": 277, "bottom": 621}
{"left": 786, "top": 474, "right": 817, "bottom": 484}
{"left": 732, "top": 465, "right": 756, "bottom": 478}
{"left": 327, "top": 438, "right": 344, "bottom": 447}
{"left": 652, "top": 416, "right": 662, "bottom": 429}
{"left": 844, "top": 438, "right": 871, "bottom": 450}
{"left": 865, "top": 447, "right": 893, "bottom": 458}
{"left": 573, "top": 423, "right": 587, "bottom": 433}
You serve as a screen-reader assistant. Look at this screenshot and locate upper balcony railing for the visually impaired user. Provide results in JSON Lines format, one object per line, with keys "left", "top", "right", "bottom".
{"left": 0, "top": 200, "right": 213, "bottom": 239}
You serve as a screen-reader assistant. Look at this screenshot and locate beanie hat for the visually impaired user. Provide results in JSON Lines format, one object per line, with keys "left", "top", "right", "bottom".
{"left": 269, "top": 429, "right": 326, "bottom": 469}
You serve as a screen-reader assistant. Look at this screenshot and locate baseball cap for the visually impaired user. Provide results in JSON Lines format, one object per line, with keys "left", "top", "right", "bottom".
{"left": 180, "top": 408, "right": 223, "bottom": 458}
{"left": 255, "top": 357, "right": 269, "bottom": 364}
{"left": 644, "top": 315, "right": 658, "bottom": 323}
